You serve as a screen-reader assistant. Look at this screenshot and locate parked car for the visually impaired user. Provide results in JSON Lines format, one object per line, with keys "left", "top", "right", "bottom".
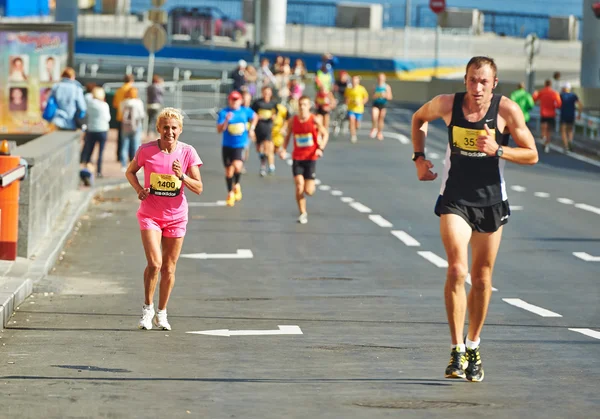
{"left": 169, "top": 7, "right": 246, "bottom": 42}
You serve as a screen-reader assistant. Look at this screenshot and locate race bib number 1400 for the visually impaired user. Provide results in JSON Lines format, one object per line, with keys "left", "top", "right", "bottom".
{"left": 150, "top": 173, "right": 182, "bottom": 197}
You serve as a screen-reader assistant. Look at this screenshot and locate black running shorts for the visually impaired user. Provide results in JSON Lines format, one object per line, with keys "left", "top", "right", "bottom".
{"left": 292, "top": 160, "right": 317, "bottom": 180}
{"left": 222, "top": 146, "right": 245, "bottom": 167}
{"left": 255, "top": 123, "right": 272, "bottom": 144}
{"left": 434, "top": 196, "right": 510, "bottom": 233}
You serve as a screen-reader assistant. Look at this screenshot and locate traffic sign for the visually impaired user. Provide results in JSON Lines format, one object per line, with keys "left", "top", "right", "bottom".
{"left": 524, "top": 33, "right": 541, "bottom": 58}
{"left": 430, "top": 0, "right": 446, "bottom": 14}
{"left": 143, "top": 24, "right": 167, "bottom": 54}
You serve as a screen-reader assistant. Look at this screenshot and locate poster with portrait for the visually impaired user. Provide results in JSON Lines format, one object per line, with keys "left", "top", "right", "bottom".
{"left": 0, "top": 23, "right": 74, "bottom": 135}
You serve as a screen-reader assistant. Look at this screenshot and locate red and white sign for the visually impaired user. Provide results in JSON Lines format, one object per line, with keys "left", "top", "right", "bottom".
{"left": 430, "top": 0, "right": 446, "bottom": 14}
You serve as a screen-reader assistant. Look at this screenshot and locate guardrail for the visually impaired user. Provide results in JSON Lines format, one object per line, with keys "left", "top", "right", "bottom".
{"left": 530, "top": 107, "right": 600, "bottom": 140}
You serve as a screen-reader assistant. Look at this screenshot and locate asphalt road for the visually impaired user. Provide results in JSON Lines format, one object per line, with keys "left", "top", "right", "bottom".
{"left": 0, "top": 110, "right": 598, "bottom": 418}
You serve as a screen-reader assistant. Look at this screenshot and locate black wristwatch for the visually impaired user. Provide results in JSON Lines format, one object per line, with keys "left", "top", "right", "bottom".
{"left": 495, "top": 146, "right": 504, "bottom": 158}
{"left": 179, "top": 174, "right": 185, "bottom": 181}
{"left": 412, "top": 152, "right": 426, "bottom": 161}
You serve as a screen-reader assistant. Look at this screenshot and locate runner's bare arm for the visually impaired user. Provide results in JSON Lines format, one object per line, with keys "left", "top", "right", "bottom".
{"left": 184, "top": 164, "right": 203, "bottom": 195}
{"left": 316, "top": 119, "right": 329, "bottom": 150}
{"left": 125, "top": 158, "right": 149, "bottom": 200}
{"left": 386, "top": 85, "right": 393, "bottom": 101}
{"left": 499, "top": 98, "right": 539, "bottom": 165}
{"left": 282, "top": 117, "right": 293, "bottom": 151}
{"left": 411, "top": 94, "right": 454, "bottom": 153}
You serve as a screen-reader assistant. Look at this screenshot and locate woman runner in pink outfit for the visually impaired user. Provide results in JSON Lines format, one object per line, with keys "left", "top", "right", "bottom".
{"left": 125, "top": 107, "right": 203, "bottom": 331}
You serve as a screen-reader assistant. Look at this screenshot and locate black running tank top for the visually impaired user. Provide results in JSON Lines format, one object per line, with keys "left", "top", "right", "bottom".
{"left": 440, "top": 93, "right": 509, "bottom": 207}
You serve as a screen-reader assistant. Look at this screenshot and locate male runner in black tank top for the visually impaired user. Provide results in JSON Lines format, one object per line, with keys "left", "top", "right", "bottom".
{"left": 411, "top": 56, "right": 538, "bottom": 382}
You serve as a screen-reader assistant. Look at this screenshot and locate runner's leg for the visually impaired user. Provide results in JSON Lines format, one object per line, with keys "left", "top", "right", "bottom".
{"left": 158, "top": 236, "right": 185, "bottom": 310}
{"left": 140, "top": 229, "right": 163, "bottom": 305}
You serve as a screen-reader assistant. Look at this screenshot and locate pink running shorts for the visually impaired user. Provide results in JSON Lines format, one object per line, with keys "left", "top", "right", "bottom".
{"left": 137, "top": 214, "right": 188, "bottom": 238}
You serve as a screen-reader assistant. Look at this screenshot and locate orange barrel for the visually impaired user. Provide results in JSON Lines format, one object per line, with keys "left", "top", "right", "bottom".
{"left": 0, "top": 155, "right": 21, "bottom": 260}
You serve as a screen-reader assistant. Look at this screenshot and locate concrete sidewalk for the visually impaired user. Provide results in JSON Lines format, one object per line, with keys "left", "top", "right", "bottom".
{"left": 0, "top": 128, "right": 136, "bottom": 329}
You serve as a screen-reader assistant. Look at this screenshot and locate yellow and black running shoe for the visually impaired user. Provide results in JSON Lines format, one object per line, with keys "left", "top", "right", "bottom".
{"left": 465, "top": 346, "right": 485, "bottom": 382}
{"left": 444, "top": 348, "right": 468, "bottom": 379}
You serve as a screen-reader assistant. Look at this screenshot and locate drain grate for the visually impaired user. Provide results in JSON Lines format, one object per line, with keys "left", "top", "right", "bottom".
{"left": 314, "top": 344, "right": 413, "bottom": 352}
{"left": 292, "top": 276, "right": 355, "bottom": 281}
{"left": 354, "top": 400, "right": 484, "bottom": 409}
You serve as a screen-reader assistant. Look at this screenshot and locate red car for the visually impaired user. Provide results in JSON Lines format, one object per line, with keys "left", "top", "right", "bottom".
{"left": 169, "top": 7, "right": 246, "bottom": 42}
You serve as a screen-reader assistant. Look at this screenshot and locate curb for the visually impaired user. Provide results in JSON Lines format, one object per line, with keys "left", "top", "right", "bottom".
{"left": 0, "top": 180, "right": 130, "bottom": 329}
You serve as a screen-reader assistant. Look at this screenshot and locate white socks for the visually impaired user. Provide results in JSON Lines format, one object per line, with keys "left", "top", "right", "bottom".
{"left": 452, "top": 343, "right": 466, "bottom": 353}
{"left": 453, "top": 337, "right": 481, "bottom": 352}
{"left": 143, "top": 303, "right": 154, "bottom": 311}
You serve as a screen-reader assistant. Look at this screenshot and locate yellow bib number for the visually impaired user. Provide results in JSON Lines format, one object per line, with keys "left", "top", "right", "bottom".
{"left": 452, "top": 126, "right": 494, "bottom": 152}
{"left": 227, "top": 122, "right": 245, "bottom": 135}
{"left": 258, "top": 109, "right": 273, "bottom": 120}
{"left": 150, "top": 173, "right": 182, "bottom": 197}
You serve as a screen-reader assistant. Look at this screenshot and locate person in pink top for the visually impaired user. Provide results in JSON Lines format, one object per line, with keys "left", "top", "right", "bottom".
{"left": 125, "top": 107, "right": 203, "bottom": 331}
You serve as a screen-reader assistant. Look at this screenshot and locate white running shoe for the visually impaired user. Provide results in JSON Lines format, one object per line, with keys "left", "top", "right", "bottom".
{"left": 153, "top": 310, "right": 172, "bottom": 331}
{"left": 138, "top": 305, "right": 155, "bottom": 330}
{"left": 350, "top": 135, "right": 358, "bottom": 144}
{"left": 298, "top": 213, "right": 308, "bottom": 224}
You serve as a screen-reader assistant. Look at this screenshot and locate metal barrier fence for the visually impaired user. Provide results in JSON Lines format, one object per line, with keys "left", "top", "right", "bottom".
{"left": 530, "top": 108, "right": 600, "bottom": 140}
{"left": 102, "top": 79, "right": 233, "bottom": 119}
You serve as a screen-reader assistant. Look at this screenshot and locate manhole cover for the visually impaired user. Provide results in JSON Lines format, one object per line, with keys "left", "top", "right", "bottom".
{"left": 292, "top": 277, "right": 355, "bottom": 281}
{"left": 354, "top": 400, "right": 483, "bottom": 409}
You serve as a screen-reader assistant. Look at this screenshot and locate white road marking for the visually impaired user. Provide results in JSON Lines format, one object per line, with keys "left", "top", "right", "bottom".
{"left": 314, "top": 179, "right": 322, "bottom": 185}
{"left": 349, "top": 202, "right": 372, "bottom": 213}
{"left": 429, "top": 152, "right": 440, "bottom": 159}
{"left": 502, "top": 298, "right": 562, "bottom": 317}
{"left": 465, "top": 274, "right": 498, "bottom": 291}
{"left": 557, "top": 198, "right": 574, "bottom": 205}
{"left": 340, "top": 197, "right": 354, "bottom": 203}
{"left": 188, "top": 201, "right": 226, "bottom": 207}
{"left": 391, "top": 230, "right": 420, "bottom": 247}
{"left": 368, "top": 214, "right": 393, "bottom": 228}
{"left": 511, "top": 185, "right": 527, "bottom": 192}
{"left": 534, "top": 192, "right": 550, "bottom": 198}
{"left": 331, "top": 190, "right": 343, "bottom": 196}
{"left": 417, "top": 251, "right": 448, "bottom": 268}
{"left": 568, "top": 328, "right": 600, "bottom": 340}
{"left": 382, "top": 131, "right": 410, "bottom": 144}
{"left": 180, "top": 249, "right": 254, "bottom": 260}
{"left": 318, "top": 185, "right": 331, "bottom": 191}
{"left": 510, "top": 205, "right": 523, "bottom": 211}
{"left": 574, "top": 203, "right": 600, "bottom": 215}
{"left": 572, "top": 252, "right": 600, "bottom": 262}
{"left": 187, "top": 325, "right": 303, "bottom": 337}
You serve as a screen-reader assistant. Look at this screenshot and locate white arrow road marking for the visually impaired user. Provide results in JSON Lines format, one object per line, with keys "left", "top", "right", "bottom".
{"left": 180, "top": 249, "right": 253, "bottom": 260}
{"left": 574, "top": 203, "right": 600, "bottom": 216}
{"left": 188, "top": 201, "right": 226, "bottom": 207}
{"left": 417, "top": 251, "right": 448, "bottom": 268}
{"left": 187, "top": 325, "right": 303, "bottom": 337}
{"left": 349, "top": 202, "right": 372, "bottom": 213}
{"left": 340, "top": 197, "right": 354, "bottom": 203}
{"left": 318, "top": 185, "right": 331, "bottom": 191}
{"left": 331, "top": 190, "right": 343, "bottom": 196}
{"left": 511, "top": 185, "right": 527, "bottom": 192}
{"left": 573, "top": 252, "right": 600, "bottom": 262}
{"left": 568, "top": 328, "right": 600, "bottom": 340}
{"left": 502, "top": 298, "right": 562, "bottom": 317}
{"left": 465, "top": 274, "right": 498, "bottom": 291}
{"left": 391, "top": 230, "right": 420, "bottom": 247}
{"left": 557, "top": 198, "right": 574, "bottom": 205}
{"left": 510, "top": 205, "right": 523, "bottom": 211}
{"left": 368, "top": 214, "right": 393, "bottom": 228}
{"left": 534, "top": 192, "right": 550, "bottom": 198}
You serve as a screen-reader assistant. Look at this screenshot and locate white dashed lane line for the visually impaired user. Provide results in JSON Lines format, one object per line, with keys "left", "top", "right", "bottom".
{"left": 502, "top": 298, "right": 562, "bottom": 317}
{"left": 534, "top": 192, "right": 550, "bottom": 198}
{"left": 417, "top": 251, "right": 448, "bottom": 268}
{"left": 318, "top": 185, "right": 331, "bottom": 191}
{"left": 340, "top": 197, "right": 354, "bottom": 203}
{"left": 330, "top": 190, "right": 343, "bottom": 196}
{"left": 510, "top": 205, "right": 523, "bottom": 211}
{"left": 429, "top": 152, "right": 441, "bottom": 160}
{"left": 368, "top": 215, "right": 393, "bottom": 228}
{"left": 557, "top": 198, "right": 574, "bottom": 205}
{"left": 574, "top": 203, "right": 600, "bottom": 216}
{"left": 568, "top": 328, "right": 600, "bottom": 340}
{"left": 391, "top": 230, "right": 420, "bottom": 247}
{"left": 511, "top": 185, "right": 527, "bottom": 192}
{"left": 349, "top": 202, "right": 372, "bottom": 213}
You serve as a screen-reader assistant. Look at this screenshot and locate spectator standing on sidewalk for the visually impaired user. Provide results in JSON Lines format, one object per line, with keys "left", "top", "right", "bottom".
{"left": 49, "top": 67, "right": 87, "bottom": 131}
{"left": 80, "top": 86, "right": 111, "bottom": 178}
{"left": 533, "top": 80, "right": 561, "bottom": 153}
{"left": 113, "top": 74, "right": 135, "bottom": 161}
{"left": 146, "top": 75, "right": 165, "bottom": 138}
{"left": 510, "top": 82, "right": 535, "bottom": 124}
{"left": 232, "top": 59, "right": 247, "bottom": 93}
{"left": 559, "top": 83, "right": 583, "bottom": 152}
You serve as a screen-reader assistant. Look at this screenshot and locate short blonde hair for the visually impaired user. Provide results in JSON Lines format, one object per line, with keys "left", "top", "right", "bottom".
{"left": 156, "top": 107, "right": 184, "bottom": 131}
{"left": 91, "top": 86, "right": 105, "bottom": 101}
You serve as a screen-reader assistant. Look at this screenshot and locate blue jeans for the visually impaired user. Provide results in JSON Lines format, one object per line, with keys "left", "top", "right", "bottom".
{"left": 81, "top": 131, "right": 108, "bottom": 175}
{"left": 120, "top": 129, "right": 141, "bottom": 169}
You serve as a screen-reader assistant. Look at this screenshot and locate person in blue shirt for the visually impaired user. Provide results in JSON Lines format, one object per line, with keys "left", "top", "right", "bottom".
{"left": 559, "top": 83, "right": 582, "bottom": 152}
{"left": 217, "top": 90, "right": 257, "bottom": 207}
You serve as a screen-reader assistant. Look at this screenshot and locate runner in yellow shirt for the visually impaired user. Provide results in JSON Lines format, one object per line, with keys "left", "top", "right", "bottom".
{"left": 272, "top": 102, "right": 290, "bottom": 159}
{"left": 344, "top": 75, "right": 369, "bottom": 143}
